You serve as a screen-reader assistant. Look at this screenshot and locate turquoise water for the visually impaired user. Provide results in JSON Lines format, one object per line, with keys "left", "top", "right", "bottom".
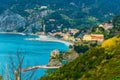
{"left": 0, "top": 34, "right": 69, "bottom": 79}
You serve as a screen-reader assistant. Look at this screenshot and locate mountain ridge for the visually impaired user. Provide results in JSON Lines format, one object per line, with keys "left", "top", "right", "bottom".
{"left": 0, "top": 0, "right": 120, "bottom": 33}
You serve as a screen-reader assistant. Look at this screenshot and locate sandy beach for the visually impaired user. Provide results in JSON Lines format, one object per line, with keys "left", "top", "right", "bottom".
{"left": 25, "top": 35, "right": 73, "bottom": 46}
{"left": 0, "top": 32, "right": 73, "bottom": 46}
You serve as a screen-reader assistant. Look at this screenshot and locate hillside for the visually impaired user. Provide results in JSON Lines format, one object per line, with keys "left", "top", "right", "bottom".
{"left": 0, "top": 0, "right": 120, "bottom": 33}
{"left": 39, "top": 35, "right": 120, "bottom": 80}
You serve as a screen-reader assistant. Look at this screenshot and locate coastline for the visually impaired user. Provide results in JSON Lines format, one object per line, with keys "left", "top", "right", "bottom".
{"left": 0, "top": 32, "right": 41, "bottom": 36}
{"left": 0, "top": 32, "right": 26, "bottom": 35}
{"left": 0, "top": 32, "right": 73, "bottom": 46}
{"left": 25, "top": 35, "right": 73, "bottom": 46}
{"left": 0, "top": 32, "right": 73, "bottom": 76}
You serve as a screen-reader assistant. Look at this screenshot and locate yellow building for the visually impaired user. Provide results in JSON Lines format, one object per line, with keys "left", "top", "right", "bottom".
{"left": 68, "top": 36, "right": 75, "bottom": 41}
{"left": 83, "top": 35, "right": 92, "bottom": 41}
{"left": 75, "top": 38, "right": 81, "bottom": 41}
{"left": 63, "top": 35, "right": 75, "bottom": 41}
{"left": 83, "top": 34, "right": 104, "bottom": 42}
{"left": 63, "top": 35, "right": 69, "bottom": 41}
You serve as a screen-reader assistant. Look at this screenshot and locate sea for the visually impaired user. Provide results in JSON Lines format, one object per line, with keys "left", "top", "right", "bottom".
{"left": 0, "top": 33, "right": 69, "bottom": 80}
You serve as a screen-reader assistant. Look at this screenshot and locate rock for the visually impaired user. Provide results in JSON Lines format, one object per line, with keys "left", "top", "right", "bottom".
{"left": 50, "top": 49, "right": 60, "bottom": 59}
{"left": 25, "top": 10, "right": 53, "bottom": 33}
{"left": 0, "top": 10, "right": 26, "bottom": 32}
{"left": 24, "top": 21, "right": 42, "bottom": 33}
{"left": 0, "top": 9, "right": 52, "bottom": 33}
{"left": 47, "top": 50, "right": 62, "bottom": 67}
{"left": 63, "top": 52, "right": 79, "bottom": 61}
{"left": 47, "top": 59, "right": 62, "bottom": 67}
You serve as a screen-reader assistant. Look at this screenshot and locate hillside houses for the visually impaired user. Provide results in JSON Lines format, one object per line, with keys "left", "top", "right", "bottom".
{"left": 69, "top": 29, "right": 79, "bottom": 35}
{"left": 99, "top": 22, "right": 113, "bottom": 30}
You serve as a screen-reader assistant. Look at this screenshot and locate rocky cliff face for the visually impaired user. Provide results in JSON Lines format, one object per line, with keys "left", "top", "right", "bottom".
{"left": 47, "top": 59, "right": 62, "bottom": 67}
{"left": 24, "top": 9, "right": 53, "bottom": 33}
{"left": 0, "top": 10, "right": 26, "bottom": 32}
{"left": 0, "top": 9, "right": 52, "bottom": 33}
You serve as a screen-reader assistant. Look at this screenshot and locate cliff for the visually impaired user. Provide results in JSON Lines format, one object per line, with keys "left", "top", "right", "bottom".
{"left": 0, "top": 10, "right": 26, "bottom": 32}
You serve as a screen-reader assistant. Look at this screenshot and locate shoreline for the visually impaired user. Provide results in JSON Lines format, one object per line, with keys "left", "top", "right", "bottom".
{"left": 0, "top": 32, "right": 73, "bottom": 46}
{"left": 25, "top": 35, "right": 73, "bottom": 46}
{"left": 0, "top": 32, "right": 26, "bottom": 35}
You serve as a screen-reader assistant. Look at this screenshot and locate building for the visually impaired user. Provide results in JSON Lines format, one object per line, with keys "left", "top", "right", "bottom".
{"left": 83, "top": 34, "right": 104, "bottom": 42}
{"left": 75, "top": 38, "right": 81, "bottom": 41}
{"left": 36, "top": 32, "right": 45, "bottom": 35}
{"left": 99, "top": 22, "right": 113, "bottom": 30}
{"left": 49, "top": 19, "right": 55, "bottom": 22}
{"left": 68, "top": 36, "right": 75, "bottom": 41}
{"left": 69, "top": 29, "right": 79, "bottom": 35}
{"left": 63, "top": 35, "right": 69, "bottom": 41}
{"left": 91, "top": 34, "right": 104, "bottom": 42}
{"left": 83, "top": 35, "right": 92, "bottom": 41}
{"left": 40, "top": 6, "right": 47, "bottom": 9}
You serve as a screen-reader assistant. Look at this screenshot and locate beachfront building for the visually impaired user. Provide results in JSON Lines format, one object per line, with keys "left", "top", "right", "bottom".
{"left": 36, "top": 32, "right": 45, "bottom": 35}
{"left": 63, "top": 35, "right": 69, "bottom": 41}
{"left": 83, "top": 34, "right": 104, "bottom": 42}
{"left": 63, "top": 34, "right": 75, "bottom": 42}
{"left": 68, "top": 36, "right": 75, "bottom": 42}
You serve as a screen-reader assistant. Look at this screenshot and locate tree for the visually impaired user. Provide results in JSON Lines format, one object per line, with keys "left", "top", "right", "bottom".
{"left": 0, "top": 76, "right": 2, "bottom": 80}
{"left": 113, "top": 15, "right": 120, "bottom": 31}
{"left": 74, "top": 44, "right": 89, "bottom": 53}
{"left": 5, "top": 51, "right": 36, "bottom": 80}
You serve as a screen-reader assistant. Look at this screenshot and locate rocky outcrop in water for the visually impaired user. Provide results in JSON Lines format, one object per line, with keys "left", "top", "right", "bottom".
{"left": 47, "top": 49, "right": 62, "bottom": 67}
{"left": 50, "top": 49, "right": 60, "bottom": 59}
{"left": 48, "top": 49, "right": 79, "bottom": 67}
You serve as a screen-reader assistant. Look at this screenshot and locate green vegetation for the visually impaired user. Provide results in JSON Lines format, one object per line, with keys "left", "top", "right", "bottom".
{"left": 1, "top": 0, "right": 120, "bottom": 33}
{"left": 91, "top": 25, "right": 110, "bottom": 39}
{"left": 92, "top": 25, "right": 105, "bottom": 34}
{"left": 0, "top": 76, "right": 2, "bottom": 80}
{"left": 113, "top": 15, "right": 120, "bottom": 31}
{"left": 90, "top": 14, "right": 120, "bottom": 39}
{"left": 39, "top": 35, "right": 120, "bottom": 80}
{"left": 103, "top": 15, "right": 120, "bottom": 38}
{"left": 74, "top": 44, "right": 89, "bottom": 53}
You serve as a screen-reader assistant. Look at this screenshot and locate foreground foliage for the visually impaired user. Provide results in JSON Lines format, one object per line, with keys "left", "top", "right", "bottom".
{"left": 0, "top": 76, "right": 2, "bottom": 80}
{"left": 39, "top": 35, "right": 120, "bottom": 80}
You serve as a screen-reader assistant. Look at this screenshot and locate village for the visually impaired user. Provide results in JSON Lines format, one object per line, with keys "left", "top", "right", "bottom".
{"left": 35, "top": 21, "right": 113, "bottom": 44}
